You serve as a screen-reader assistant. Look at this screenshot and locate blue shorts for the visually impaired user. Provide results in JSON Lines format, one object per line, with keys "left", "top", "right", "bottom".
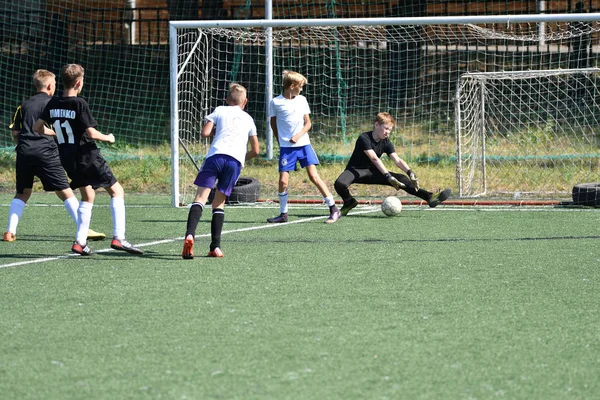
{"left": 278, "top": 145, "right": 320, "bottom": 172}
{"left": 194, "top": 154, "right": 242, "bottom": 196}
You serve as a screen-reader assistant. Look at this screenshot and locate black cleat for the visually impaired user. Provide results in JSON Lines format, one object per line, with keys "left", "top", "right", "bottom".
{"left": 340, "top": 198, "right": 358, "bottom": 216}
{"left": 428, "top": 188, "right": 452, "bottom": 208}
{"left": 267, "top": 213, "right": 288, "bottom": 223}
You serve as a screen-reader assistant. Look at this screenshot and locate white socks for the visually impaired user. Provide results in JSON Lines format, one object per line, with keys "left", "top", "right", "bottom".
{"left": 324, "top": 196, "right": 335, "bottom": 207}
{"left": 7, "top": 196, "right": 79, "bottom": 235}
{"left": 6, "top": 198, "right": 26, "bottom": 234}
{"left": 111, "top": 197, "right": 126, "bottom": 240}
{"left": 64, "top": 196, "right": 79, "bottom": 225}
{"left": 76, "top": 201, "right": 93, "bottom": 245}
{"left": 278, "top": 191, "right": 289, "bottom": 214}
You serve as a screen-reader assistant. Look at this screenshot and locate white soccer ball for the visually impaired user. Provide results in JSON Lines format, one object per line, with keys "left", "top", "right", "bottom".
{"left": 381, "top": 196, "right": 402, "bottom": 217}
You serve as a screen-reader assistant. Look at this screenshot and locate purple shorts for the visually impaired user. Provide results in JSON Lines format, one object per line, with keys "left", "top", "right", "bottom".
{"left": 278, "top": 145, "right": 320, "bottom": 172}
{"left": 194, "top": 154, "right": 242, "bottom": 196}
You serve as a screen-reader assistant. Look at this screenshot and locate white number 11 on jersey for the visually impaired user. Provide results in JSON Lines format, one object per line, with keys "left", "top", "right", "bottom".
{"left": 53, "top": 120, "right": 75, "bottom": 144}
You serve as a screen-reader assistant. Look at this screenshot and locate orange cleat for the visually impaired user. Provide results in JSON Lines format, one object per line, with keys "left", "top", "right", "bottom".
{"left": 110, "top": 237, "right": 144, "bottom": 255}
{"left": 207, "top": 247, "right": 224, "bottom": 258}
{"left": 182, "top": 235, "right": 194, "bottom": 259}
{"left": 3, "top": 232, "right": 16, "bottom": 242}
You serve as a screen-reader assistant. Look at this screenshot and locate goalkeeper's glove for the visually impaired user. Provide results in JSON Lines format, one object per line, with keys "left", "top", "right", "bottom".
{"left": 407, "top": 169, "right": 420, "bottom": 190}
{"left": 384, "top": 172, "right": 404, "bottom": 190}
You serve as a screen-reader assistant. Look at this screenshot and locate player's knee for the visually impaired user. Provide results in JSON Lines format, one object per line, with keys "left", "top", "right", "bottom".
{"left": 108, "top": 182, "right": 125, "bottom": 198}
{"left": 334, "top": 179, "right": 347, "bottom": 195}
{"left": 15, "top": 191, "right": 31, "bottom": 203}
{"left": 278, "top": 179, "right": 288, "bottom": 191}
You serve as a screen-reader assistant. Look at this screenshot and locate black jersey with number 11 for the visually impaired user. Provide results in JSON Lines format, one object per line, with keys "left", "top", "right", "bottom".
{"left": 40, "top": 96, "right": 100, "bottom": 170}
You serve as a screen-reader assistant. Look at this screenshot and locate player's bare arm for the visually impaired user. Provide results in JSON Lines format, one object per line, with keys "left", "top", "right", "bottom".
{"left": 11, "top": 130, "right": 19, "bottom": 145}
{"left": 391, "top": 152, "right": 419, "bottom": 189}
{"left": 270, "top": 117, "right": 279, "bottom": 142}
{"left": 364, "top": 149, "right": 389, "bottom": 175}
{"left": 290, "top": 114, "right": 311, "bottom": 144}
{"left": 365, "top": 149, "right": 405, "bottom": 190}
{"left": 200, "top": 121, "right": 214, "bottom": 138}
{"left": 85, "top": 127, "right": 115, "bottom": 143}
{"left": 390, "top": 152, "right": 410, "bottom": 173}
{"left": 246, "top": 135, "right": 260, "bottom": 161}
{"left": 33, "top": 119, "right": 55, "bottom": 136}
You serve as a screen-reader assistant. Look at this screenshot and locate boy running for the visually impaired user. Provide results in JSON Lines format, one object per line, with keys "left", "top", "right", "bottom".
{"left": 267, "top": 70, "right": 340, "bottom": 224}
{"left": 182, "top": 83, "right": 260, "bottom": 259}
{"left": 34, "top": 64, "right": 142, "bottom": 255}
{"left": 334, "top": 112, "right": 451, "bottom": 215}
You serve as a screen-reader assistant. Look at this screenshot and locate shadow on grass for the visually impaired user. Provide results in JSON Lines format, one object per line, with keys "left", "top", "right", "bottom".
{"left": 140, "top": 219, "right": 254, "bottom": 224}
{"left": 0, "top": 253, "right": 68, "bottom": 259}
{"left": 225, "top": 235, "right": 600, "bottom": 244}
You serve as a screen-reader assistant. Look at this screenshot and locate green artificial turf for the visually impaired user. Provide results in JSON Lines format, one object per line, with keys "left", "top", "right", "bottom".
{"left": 1, "top": 193, "right": 599, "bottom": 399}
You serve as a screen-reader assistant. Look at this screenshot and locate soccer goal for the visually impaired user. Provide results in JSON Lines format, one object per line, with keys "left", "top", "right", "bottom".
{"left": 456, "top": 68, "right": 600, "bottom": 197}
{"left": 170, "top": 14, "right": 600, "bottom": 206}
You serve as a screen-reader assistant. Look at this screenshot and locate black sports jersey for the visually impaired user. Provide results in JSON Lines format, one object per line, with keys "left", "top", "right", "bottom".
{"left": 9, "top": 92, "right": 57, "bottom": 158}
{"left": 346, "top": 131, "right": 396, "bottom": 169}
{"left": 40, "top": 96, "right": 99, "bottom": 169}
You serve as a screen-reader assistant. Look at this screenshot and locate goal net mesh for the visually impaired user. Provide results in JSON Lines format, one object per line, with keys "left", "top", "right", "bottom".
{"left": 174, "top": 19, "right": 600, "bottom": 204}
{"left": 457, "top": 69, "right": 600, "bottom": 197}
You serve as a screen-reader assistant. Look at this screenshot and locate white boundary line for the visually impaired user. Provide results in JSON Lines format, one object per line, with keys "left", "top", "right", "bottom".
{"left": 0, "top": 208, "right": 378, "bottom": 270}
{"left": 2, "top": 204, "right": 597, "bottom": 270}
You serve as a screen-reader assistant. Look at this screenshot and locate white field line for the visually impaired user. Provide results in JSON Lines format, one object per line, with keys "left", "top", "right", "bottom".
{"left": 1, "top": 203, "right": 596, "bottom": 270}
{"left": 0, "top": 207, "right": 379, "bottom": 269}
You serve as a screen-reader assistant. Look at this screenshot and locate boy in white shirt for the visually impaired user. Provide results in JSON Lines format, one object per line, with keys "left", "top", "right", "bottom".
{"left": 267, "top": 71, "right": 340, "bottom": 224}
{"left": 182, "top": 83, "right": 260, "bottom": 259}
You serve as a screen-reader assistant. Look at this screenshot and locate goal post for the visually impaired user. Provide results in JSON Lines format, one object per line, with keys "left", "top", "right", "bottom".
{"left": 456, "top": 68, "right": 600, "bottom": 197}
{"left": 170, "top": 14, "right": 600, "bottom": 206}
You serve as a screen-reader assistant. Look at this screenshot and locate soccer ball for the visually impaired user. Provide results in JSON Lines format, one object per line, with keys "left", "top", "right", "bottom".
{"left": 381, "top": 196, "right": 402, "bottom": 216}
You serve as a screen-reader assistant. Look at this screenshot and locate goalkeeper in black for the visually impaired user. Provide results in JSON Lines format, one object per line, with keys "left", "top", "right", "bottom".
{"left": 334, "top": 112, "right": 451, "bottom": 216}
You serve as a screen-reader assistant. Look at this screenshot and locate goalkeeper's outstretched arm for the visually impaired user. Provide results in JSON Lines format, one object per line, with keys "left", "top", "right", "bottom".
{"left": 390, "top": 152, "right": 419, "bottom": 190}
{"left": 364, "top": 149, "right": 405, "bottom": 190}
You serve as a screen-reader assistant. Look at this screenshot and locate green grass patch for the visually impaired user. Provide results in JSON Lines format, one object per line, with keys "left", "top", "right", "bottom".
{"left": 1, "top": 193, "right": 599, "bottom": 399}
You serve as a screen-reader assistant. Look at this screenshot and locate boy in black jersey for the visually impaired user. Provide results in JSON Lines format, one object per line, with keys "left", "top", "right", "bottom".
{"left": 334, "top": 112, "right": 451, "bottom": 216}
{"left": 4, "top": 69, "right": 105, "bottom": 243}
{"left": 34, "top": 64, "right": 142, "bottom": 256}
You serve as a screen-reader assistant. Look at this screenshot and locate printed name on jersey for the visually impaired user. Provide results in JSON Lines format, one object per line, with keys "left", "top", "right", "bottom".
{"left": 50, "top": 109, "right": 76, "bottom": 119}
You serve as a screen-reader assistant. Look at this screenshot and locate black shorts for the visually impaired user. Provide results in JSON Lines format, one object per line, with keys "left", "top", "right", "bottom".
{"left": 65, "top": 152, "right": 118, "bottom": 190}
{"left": 15, "top": 152, "right": 70, "bottom": 194}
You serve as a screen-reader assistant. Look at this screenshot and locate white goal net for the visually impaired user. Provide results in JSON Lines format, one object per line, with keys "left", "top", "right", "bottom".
{"left": 456, "top": 68, "right": 600, "bottom": 197}
{"left": 170, "top": 15, "right": 600, "bottom": 206}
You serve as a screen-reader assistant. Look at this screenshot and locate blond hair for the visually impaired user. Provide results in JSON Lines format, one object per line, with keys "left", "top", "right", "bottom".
{"left": 32, "top": 69, "right": 55, "bottom": 91}
{"left": 375, "top": 112, "right": 396, "bottom": 127}
{"left": 282, "top": 70, "right": 307, "bottom": 90}
{"left": 61, "top": 64, "right": 85, "bottom": 89}
{"left": 227, "top": 83, "right": 247, "bottom": 105}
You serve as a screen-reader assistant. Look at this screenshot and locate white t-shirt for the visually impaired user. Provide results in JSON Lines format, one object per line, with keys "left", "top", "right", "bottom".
{"left": 205, "top": 105, "right": 257, "bottom": 167}
{"left": 269, "top": 94, "right": 311, "bottom": 148}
